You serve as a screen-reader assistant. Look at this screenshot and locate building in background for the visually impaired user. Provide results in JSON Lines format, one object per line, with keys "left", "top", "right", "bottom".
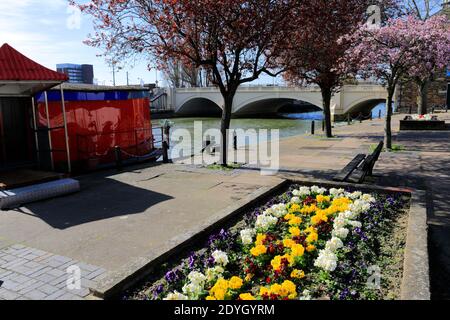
{"left": 56, "top": 64, "right": 94, "bottom": 84}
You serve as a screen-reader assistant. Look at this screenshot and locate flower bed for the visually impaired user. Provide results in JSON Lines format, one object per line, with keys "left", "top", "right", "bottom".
{"left": 409, "top": 114, "right": 435, "bottom": 121}
{"left": 124, "top": 184, "right": 408, "bottom": 301}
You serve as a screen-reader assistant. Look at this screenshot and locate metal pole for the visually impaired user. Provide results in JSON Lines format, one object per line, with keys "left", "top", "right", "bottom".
{"left": 31, "top": 97, "right": 40, "bottom": 168}
{"left": 44, "top": 91, "right": 54, "bottom": 171}
{"left": 60, "top": 87, "right": 72, "bottom": 173}
{"left": 311, "top": 121, "right": 315, "bottom": 135}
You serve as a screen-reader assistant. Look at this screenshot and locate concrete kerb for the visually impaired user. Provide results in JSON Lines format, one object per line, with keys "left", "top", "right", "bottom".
{"left": 400, "top": 189, "right": 429, "bottom": 300}
{"left": 90, "top": 178, "right": 429, "bottom": 300}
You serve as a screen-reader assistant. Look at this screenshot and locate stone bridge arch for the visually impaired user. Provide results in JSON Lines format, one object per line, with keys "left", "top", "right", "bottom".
{"left": 233, "top": 93, "right": 323, "bottom": 116}
{"left": 176, "top": 96, "right": 223, "bottom": 116}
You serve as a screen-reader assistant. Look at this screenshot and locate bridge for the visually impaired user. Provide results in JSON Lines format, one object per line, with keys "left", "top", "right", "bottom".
{"left": 165, "top": 84, "right": 390, "bottom": 120}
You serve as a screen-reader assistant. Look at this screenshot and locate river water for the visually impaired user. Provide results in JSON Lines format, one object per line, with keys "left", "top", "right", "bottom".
{"left": 156, "top": 104, "right": 385, "bottom": 157}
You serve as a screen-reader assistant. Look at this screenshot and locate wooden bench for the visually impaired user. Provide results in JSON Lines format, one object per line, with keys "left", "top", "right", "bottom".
{"left": 333, "top": 141, "right": 383, "bottom": 184}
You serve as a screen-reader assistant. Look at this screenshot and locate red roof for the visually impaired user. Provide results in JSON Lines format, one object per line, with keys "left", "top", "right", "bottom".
{"left": 0, "top": 43, "right": 68, "bottom": 82}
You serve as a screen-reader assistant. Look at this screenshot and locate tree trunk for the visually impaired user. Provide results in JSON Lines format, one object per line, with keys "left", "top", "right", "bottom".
{"left": 385, "top": 89, "right": 394, "bottom": 150}
{"left": 321, "top": 87, "right": 333, "bottom": 138}
{"left": 220, "top": 95, "right": 234, "bottom": 166}
{"left": 417, "top": 80, "right": 429, "bottom": 115}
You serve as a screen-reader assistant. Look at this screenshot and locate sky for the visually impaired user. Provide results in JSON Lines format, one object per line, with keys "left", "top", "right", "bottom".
{"left": 0, "top": 0, "right": 161, "bottom": 86}
{"left": 0, "top": 0, "right": 281, "bottom": 87}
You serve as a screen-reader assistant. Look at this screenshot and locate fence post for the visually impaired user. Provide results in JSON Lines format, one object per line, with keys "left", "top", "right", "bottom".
{"left": 162, "top": 124, "right": 171, "bottom": 163}
{"left": 233, "top": 133, "right": 237, "bottom": 150}
{"left": 347, "top": 113, "right": 351, "bottom": 125}
{"left": 311, "top": 121, "right": 315, "bottom": 135}
{"left": 378, "top": 109, "right": 382, "bottom": 119}
{"left": 322, "top": 120, "right": 325, "bottom": 132}
{"left": 114, "top": 146, "right": 123, "bottom": 170}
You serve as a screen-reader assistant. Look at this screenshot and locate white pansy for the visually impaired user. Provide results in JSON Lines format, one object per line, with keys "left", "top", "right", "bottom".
{"left": 361, "top": 194, "right": 376, "bottom": 203}
{"left": 212, "top": 250, "right": 229, "bottom": 266}
{"left": 342, "top": 210, "right": 358, "bottom": 220}
{"left": 182, "top": 282, "right": 204, "bottom": 299}
{"left": 314, "top": 249, "right": 338, "bottom": 272}
{"left": 271, "top": 203, "right": 288, "bottom": 218}
{"left": 187, "top": 271, "right": 206, "bottom": 286}
{"left": 329, "top": 188, "right": 345, "bottom": 197}
{"left": 293, "top": 186, "right": 311, "bottom": 197}
{"left": 311, "top": 186, "right": 327, "bottom": 195}
{"left": 325, "top": 237, "right": 344, "bottom": 252}
{"left": 332, "top": 227, "right": 349, "bottom": 239}
{"left": 299, "top": 289, "right": 312, "bottom": 300}
{"left": 347, "top": 220, "right": 362, "bottom": 228}
{"left": 205, "top": 266, "right": 224, "bottom": 283}
{"left": 164, "top": 291, "right": 189, "bottom": 300}
{"left": 255, "top": 214, "right": 278, "bottom": 230}
{"left": 333, "top": 216, "right": 347, "bottom": 229}
{"left": 240, "top": 228, "right": 255, "bottom": 245}
{"left": 349, "top": 191, "right": 362, "bottom": 200}
{"left": 290, "top": 197, "right": 301, "bottom": 204}
{"left": 349, "top": 200, "right": 371, "bottom": 214}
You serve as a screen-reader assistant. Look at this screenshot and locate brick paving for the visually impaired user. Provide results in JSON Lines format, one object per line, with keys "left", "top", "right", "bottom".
{"left": 0, "top": 244, "right": 107, "bottom": 300}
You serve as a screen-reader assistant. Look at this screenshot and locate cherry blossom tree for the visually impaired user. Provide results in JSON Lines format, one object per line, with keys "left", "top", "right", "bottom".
{"left": 405, "top": 15, "right": 450, "bottom": 115}
{"left": 347, "top": 15, "right": 448, "bottom": 148}
{"left": 279, "top": 0, "right": 397, "bottom": 138}
{"left": 73, "top": 0, "right": 296, "bottom": 166}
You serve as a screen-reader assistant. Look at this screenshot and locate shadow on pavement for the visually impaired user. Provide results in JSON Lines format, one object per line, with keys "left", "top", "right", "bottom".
{"left": 13, "top": 173, "right": 173, "bottom": 230}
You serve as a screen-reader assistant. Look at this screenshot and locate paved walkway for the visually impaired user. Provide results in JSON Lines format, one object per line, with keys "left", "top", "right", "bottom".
{"left": 0, "top": 244, "right": 106, "bottom": 300}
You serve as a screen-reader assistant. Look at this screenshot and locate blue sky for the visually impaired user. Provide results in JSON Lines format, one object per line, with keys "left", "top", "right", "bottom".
{"left": 0, "top": 0, "right": 162, "bottom": 86}
{"left": 0, "top": 0, "right": 281, "bottom": 87}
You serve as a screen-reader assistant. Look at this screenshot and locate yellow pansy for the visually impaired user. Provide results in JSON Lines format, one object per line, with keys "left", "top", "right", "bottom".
{"left": 290, "top": 244, "right": 305, "bottom": 257}
{"left": 245, "top": 273, "right": 253, "bottom": 282}
{"left": 300, "top": 204, "right": 318, "bottom": 215}
{"left": 281, "top": 280, "right": 297, "bottom": 297}
{"left": 206, "top": 296, "right": 216, "bottom": 300}
{"left": 283, "top": 213, "right": 296, "bottom": 221}
{"left": 311, "top": 211, "right": 328, "bottom": 225}
{"left": 306, "top": 231, "right": 318, "bottom": 244}
{"left": 270, "top": 283, "right": 282, "bottom": 295}
{"left": 291, "top": 269, "right": 306, "bottom": 279}
{"left": 239, "top": 293, "right": 256, "bottom": 300}
{"left": 229, "top": 276, "right": 243, "bottom": 290}
{"left": 255, "top": 234, "right": 267, "bottom": 246}
{"left": 288, "top": 216, "right": 302, "bottom": 226}
{"left": 209, "top": 278, "right": 229, "bottom": 300}
{"left": 260, "top": 287, "right": 270, "bottom": 296}
{"left": 283, "top": 239, "right": 296, "bottom": 248}
{"left": 289, "top": 204, "right": 301, "bottom": 214}
{"left": 304, "top": 226, "right": 317, "bottom": 234}
{"left": 250, "top": 244, "right": 267, "bottom": 257}
{"left": 289, "top": 226, "right": 301, "bottom": 237}
{"left": 316, "top": 195, "right": 331, "bottom": 203}
{"left": 306, "top": 244, "right": 316, "bottom": 252}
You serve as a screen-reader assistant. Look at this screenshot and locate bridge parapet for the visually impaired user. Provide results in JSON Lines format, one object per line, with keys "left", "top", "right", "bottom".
{"left": 168, "top": 84, "right": 389, "bottom": 118}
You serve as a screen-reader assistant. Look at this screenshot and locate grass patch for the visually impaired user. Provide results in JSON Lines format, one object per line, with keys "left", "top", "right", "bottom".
{"left": 206, "top": 163, "right": 243, "bottom": 171}
{"left": 369, "top": 144, "right": 405, "bottom": 153}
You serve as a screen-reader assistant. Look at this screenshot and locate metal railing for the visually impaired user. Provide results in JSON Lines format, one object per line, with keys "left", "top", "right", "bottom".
{"left": 76, "top": 128, "right": 157, "bottom": 165}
